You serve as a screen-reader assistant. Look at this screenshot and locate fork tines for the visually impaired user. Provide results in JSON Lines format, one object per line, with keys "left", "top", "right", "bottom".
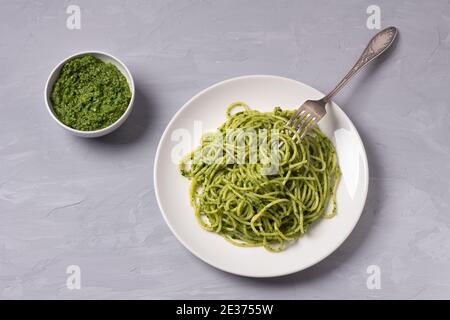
{"left": 286, "top": 107, "right": 318, "bottom": 141}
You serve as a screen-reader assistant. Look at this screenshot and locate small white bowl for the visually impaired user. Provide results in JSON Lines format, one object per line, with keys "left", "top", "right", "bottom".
{"left": 45, "top": 51, "right": 135, "bottom": 138}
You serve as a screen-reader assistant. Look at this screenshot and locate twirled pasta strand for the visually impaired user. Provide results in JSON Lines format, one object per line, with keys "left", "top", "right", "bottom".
{"left": 180, "top": 103, "right": 341, "bottom": 252}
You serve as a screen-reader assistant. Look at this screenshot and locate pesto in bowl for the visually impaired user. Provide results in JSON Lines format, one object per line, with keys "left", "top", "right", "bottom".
{"left": 50, "top": 54, "right": 132, "bottom": 131}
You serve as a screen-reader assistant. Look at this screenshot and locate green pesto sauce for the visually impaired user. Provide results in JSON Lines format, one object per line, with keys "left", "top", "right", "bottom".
{"left": 50, "top": 54, "right": 131, "bottom": 131}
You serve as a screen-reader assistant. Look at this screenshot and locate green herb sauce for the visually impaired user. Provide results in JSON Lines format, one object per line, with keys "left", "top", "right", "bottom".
{"left": 50, "top": 54, "right": 131, "bottom": 131}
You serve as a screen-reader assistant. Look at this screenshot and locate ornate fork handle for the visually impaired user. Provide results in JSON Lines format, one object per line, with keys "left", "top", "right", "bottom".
{"left": 322, "top": 26, "right": 398, "bottom": 103}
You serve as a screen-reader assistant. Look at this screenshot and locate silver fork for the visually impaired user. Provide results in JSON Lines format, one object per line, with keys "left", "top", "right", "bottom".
{"left": 287, "top": 26, "right": 398, "bottom": 141}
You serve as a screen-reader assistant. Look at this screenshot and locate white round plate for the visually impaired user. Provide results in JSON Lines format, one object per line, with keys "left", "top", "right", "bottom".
{"left": 154, "top": 75, "right": 369, "bottom": 277}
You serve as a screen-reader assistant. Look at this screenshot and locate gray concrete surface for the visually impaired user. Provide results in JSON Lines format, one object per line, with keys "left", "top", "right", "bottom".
{"left": 0, "top": 0, "right": 449, "bottom": 299}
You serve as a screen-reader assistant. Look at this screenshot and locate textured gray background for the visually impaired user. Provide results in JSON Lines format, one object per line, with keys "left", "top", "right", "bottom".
{"left": 0, "top": 0, "right": 449, "bottom": 299}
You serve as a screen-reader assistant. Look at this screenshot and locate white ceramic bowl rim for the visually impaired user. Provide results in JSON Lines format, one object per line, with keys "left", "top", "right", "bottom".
{"left": 44, "top": 50, "right": 135, "bottom": 135}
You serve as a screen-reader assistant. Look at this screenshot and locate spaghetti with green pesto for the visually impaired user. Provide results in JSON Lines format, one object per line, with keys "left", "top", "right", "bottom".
{"left": 179, "top": 102, "right": 341, "bottom": 252}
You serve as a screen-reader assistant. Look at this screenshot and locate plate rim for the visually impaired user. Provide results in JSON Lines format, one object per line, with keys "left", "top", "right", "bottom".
{"left": 154, "top": 74, "right": 369, "bottom": 278}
